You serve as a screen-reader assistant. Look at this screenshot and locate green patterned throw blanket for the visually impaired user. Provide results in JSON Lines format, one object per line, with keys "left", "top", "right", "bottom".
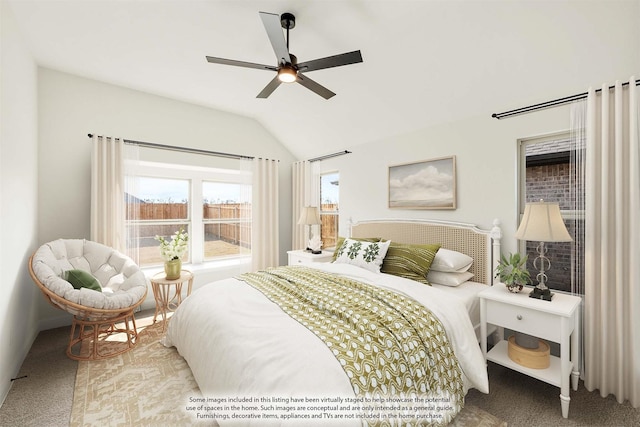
{"left": 238, "top": 266, "right": 464, "bottom": 426}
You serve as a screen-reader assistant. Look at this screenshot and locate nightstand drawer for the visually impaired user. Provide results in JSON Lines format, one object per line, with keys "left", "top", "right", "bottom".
{"left": 289, "top": 255, "right": 305, "bottom": 265}
{"left": 287, "top": 250, "right": 333, "bottom": 266}
{"left": 289, "top": 254, "right": 311, "bottom": 265}
{"left": 486, "top": 299, "right": 561, "bottom": 342}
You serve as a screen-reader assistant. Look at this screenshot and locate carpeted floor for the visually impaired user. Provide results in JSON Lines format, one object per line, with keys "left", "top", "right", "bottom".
{"left": 0, "top": 325, "right": 76, "bottom": 427}
{"left": 2, "top": 310, "right": 638, "bottom": 426}
{"left": 464, "top": 363, "right": 640, "bottom": 426}
{"left": 70, "top": 317, "right": 204, "bottom": 426}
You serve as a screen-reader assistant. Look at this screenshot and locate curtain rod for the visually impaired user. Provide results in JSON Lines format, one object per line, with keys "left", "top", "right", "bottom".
{"left": 492, "top": 78, "right": 640, "bottom": 120}
{"left": 308, "top": 150, "right": 352, "bottom": 162}
{"left": 87, "top": 134, "right": 254, "bottom": 160}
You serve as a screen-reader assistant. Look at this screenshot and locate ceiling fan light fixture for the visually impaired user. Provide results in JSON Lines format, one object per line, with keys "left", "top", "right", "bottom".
{"left": 277, "top": 66, "right": 297, "bottom": 83}
{"left": 205, "top": 11, "right": 363, "bottom": 98}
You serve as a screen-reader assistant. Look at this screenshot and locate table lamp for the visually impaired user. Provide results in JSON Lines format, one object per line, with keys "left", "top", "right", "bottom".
{"left": 515, "top": 200, "right": 572, "bottom": 301}
{"left": 297, "top": 206, "right": 322, "bottom": 253}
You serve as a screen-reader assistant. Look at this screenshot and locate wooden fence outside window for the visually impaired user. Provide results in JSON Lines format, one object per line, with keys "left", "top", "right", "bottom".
{"left": 127, "top": 202, "right": 251, "bottom": 247}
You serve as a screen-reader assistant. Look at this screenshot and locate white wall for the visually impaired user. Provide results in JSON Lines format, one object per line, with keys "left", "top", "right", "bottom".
{"left": 317, "top": 104, "right": 590, "bottom": 256}
{"left": 0, "top": 2, "right": 40, "bottom": 407}
{"left": 37, "top": 68, "right": 297, "bottom": 326}
{"left": 314, "top": 2, "right": 640, "bottom": 250}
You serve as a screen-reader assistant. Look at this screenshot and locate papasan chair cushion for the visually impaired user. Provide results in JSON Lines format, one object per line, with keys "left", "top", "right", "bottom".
{"left": 30, "top": 239, "right": 148, "bottom": 360}
{"left": 31, "top": 239, "right": 147, "bottom": 312}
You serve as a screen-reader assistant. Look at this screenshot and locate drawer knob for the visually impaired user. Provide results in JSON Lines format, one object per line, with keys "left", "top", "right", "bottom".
{"left": 517, "top": 315, "right": 523, "bottom": 320}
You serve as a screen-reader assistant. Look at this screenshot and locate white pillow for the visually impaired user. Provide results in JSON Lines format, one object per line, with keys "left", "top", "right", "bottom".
{"left": 334, "top": 238, "right": 391, "bottom": 273}
{"left": 430, "top": 249, "right": 473, "bottom": 273}
{"left": 427, "top": 270, "right": 474, "bottom": 287}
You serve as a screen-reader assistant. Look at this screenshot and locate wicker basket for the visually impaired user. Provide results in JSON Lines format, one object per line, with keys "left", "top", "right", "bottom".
{"left": 507, "top": 335, "right": 550, "bottom": 369}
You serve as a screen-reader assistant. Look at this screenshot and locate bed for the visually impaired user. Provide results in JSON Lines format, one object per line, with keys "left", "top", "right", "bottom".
{"left": 162, "top": 219, "right": 502, "bottom": 426}
{"left": 349, "top": 219, "right": 502, "bottom": 339}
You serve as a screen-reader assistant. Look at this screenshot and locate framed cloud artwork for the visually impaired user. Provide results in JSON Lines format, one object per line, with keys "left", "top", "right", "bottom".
{"left": 388, "top": 156, "right": 457, "bottom": 209}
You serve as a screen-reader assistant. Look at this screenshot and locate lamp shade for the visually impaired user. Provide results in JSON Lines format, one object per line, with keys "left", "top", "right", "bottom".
{"left": 515, "top": 201, "right": 572, "bottom": 242}
{"left": 297, "top": 206, "right": 321, "bottom": 225}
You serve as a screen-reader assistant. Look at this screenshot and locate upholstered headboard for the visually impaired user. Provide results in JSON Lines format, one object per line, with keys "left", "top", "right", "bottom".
{"left": 350, "top": 219, "right": 502, "bottom": 285}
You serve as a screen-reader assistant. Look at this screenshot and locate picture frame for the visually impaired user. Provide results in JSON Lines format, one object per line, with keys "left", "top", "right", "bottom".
{"left": 388, "top": 156, "right": 456, "bottom": 209}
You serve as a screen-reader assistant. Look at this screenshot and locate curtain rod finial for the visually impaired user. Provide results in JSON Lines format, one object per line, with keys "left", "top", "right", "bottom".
{"left": 87, "top": 133, "right": 93, "bottom": 138}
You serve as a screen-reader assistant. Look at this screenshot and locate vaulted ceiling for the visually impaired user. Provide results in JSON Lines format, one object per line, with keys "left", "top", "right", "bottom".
{"left": 7, "top": 0, "right": 639, "bottom": 159}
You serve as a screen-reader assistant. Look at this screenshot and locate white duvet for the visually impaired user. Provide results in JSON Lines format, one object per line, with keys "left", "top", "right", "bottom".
{"left": 162, "top": 263, "right": 488, "bottom": 425}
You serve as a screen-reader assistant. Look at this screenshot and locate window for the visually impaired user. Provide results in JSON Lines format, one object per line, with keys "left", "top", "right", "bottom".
{"left": 518, "top": 133, "right": 585, "bottom": 293}
{"left": 320, "top": 172, "right": 339, "bottom": 249}
{"left": 202, "top": 182, "right": 251, "bottom": 261}
{"left": 126, "top": 176, "right": 190, "bottom": 266}
{"left": 125, "top": 161, "right": 251, "bottom": 268}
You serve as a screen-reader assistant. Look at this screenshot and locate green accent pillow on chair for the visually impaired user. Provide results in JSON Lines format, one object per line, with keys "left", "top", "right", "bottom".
{"left": 63, "top": 269, "right": 102, "bottom": 292}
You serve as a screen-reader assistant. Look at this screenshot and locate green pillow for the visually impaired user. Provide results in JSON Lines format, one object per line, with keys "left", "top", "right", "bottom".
{"left": 380, "top": 243, "right": 441, "bottom": 285}
{"left": 332, "top": 236, "right": 382, "bottom": 261}
{"left": 63, "top": 269, "right": 102, "bottom": 292}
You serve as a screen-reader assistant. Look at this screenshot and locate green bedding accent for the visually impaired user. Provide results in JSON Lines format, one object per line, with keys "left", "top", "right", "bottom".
{"left": 381, "top": 242, "right": 441, "bottom": 285}
{"left": 238, "top": 266, "right": 464, "bottom": 426}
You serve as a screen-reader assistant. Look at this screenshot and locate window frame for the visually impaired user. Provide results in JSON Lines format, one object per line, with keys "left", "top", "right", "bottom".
{"left": 319, "top": 171, "right": 340, "bottom": 249}
{"left": 201, "top": 181, "right": 252, "bottom": 262}
{"left": 517, "top": 131, "right": 585, "bottom": 294}
{"left": 126, "top": 160, "right": 252, "bottom": 267}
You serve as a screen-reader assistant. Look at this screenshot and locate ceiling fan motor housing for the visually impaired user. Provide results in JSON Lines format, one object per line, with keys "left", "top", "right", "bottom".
{"left": 280, "top": 13, "right": 295, "bottom": 30}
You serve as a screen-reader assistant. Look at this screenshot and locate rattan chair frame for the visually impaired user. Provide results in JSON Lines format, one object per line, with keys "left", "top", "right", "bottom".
{"left": 28, "top": 253, "right": 147, "bottom": 361}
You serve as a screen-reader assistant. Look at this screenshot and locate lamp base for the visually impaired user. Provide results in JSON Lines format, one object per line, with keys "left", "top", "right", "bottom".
{"left": 306, "top": 247, "right": 322, "bottom": 255}
{"left": 529, "top": 287, "right": 553, "bottom": 301}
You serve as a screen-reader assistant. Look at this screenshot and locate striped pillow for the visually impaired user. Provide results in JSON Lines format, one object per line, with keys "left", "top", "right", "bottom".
{"left": 381, "top": 243, "right": 441, "bottom": 285}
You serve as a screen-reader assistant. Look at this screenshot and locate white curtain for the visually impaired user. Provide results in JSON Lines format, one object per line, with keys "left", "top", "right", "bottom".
{"left": 291, "top": 160, "right": 320, "bottom": 250}
{"left": 569, "top": 100, "right": 587, "bottom": 377}
{"left": 123, "top": 144, "right": 141, "bottom": 263}
{"left": 252, "top": 158, "right": 279, "bottom": 270}
{"left": 238, "top": 157, "right": 253, "bottom": 273}
{"left": 90, "top": 135, "right": 126, "bottom": 250}
{"left": 584, "top": 77, "right": 640, "bottom": 407}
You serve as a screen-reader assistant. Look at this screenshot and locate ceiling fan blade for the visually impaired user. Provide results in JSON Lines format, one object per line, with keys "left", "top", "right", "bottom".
{"left": 259, "top": 12, "right": 291, "bottom": 65}
{"left": 257, "top": 76, "right": 282, "bottom": 98}
{"left": 206, "top": 56, "right": 277, "bottom": 71}
{"left": 296, "top": 73, "right": 336, "bottom": 99}
{"left": 297, "top": 50, "right": 363, "bottom": 73}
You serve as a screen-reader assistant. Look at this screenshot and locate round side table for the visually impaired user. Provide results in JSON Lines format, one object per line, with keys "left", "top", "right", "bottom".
{"left": 150, "top": 270, "right": 194, "bottom": 330}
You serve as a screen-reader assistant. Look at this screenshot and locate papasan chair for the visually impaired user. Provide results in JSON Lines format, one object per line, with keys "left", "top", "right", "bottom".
{"left": 29, "top": 239, "right": 148, "bottom": 361}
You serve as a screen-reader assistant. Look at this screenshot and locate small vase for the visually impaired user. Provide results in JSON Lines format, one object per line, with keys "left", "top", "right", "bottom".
{"left": 506, "top": 283, "right": 524, "bottom": 293}
{"left": 164, "top": 259, "right": 182, "bottom": 280}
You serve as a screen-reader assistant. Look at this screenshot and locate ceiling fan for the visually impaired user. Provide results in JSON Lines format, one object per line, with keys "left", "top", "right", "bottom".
{"left": 205, "top": 11, "right": 363, "bottom": 99}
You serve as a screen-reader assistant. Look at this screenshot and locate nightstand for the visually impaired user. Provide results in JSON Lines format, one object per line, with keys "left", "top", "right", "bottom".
{"left": 287, "top": 250, "right": 334, "bottom": 266}
{"left": 479, "top": 284, "right": 581, "bottom": 418}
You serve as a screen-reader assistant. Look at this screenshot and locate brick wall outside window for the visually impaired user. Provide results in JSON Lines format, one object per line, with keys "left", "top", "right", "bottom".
{"left": 524, "top": 161, "right": 583, "bottom": 293}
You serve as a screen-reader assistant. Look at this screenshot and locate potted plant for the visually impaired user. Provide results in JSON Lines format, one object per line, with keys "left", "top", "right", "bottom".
{"left": 155, "top": 228, "right": 189, "bottom": 280}
{"left": 495, "top": 252, "right": 531, "bottom": 293}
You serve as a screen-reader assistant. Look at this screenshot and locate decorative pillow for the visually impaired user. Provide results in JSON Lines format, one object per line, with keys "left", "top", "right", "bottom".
{"left": 62, "top": 269, "right": 102, "bottom": 292}
{"left": 334, "top": 238, "right": 390, "bottom": 273}
{"left": 332, "top": 236, "right": 381, "bottom": 261}
{"left": 427, "top": 270, "right": 475, "bottom": 287}
{"left": 381, "top": 243, "right": 441, "bottom": 285}
{"left": 430, "top": 248, "right": 473, "bottom": 273}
